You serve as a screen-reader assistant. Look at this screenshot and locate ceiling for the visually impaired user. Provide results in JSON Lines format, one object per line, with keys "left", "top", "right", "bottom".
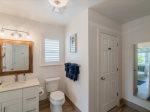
{"left": 1, "top": 0, "right": 150, "bottom": 25}
{"left": 91, "top": 0, "right": 150, "bottom": 24}
{"left": 0, "top": 0, "right": 101, "bottom": 25}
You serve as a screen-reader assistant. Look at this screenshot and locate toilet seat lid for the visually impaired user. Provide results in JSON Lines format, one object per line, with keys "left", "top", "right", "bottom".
{"left": 50, "top": 91, "right": 65, "bottom": 101}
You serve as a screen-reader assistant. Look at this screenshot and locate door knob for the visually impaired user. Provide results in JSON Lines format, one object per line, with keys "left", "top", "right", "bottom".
{"left": 108, "top": 48, "right": 111, "bottom": 50}
{"left": 101, "top": 77, "right": 106, "bottom": 80}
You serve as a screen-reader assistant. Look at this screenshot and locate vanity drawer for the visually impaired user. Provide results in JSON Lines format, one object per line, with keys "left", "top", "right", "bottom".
{"left": 23, "top": 86, "right": 39, "bottom": 102}
{"left": 23, "top": 86, "right": 39, "bottom": 98}
{"left": 23, "top": 96, "right": 38, "bottom": 104}
{"left": 23, "top": 86, "right": 39, "bottom": 111}
{"left": 23, "top": 103, "right": 39, "bottom": 112}
{"left": 0, "top": 89, "right": 22, "bottom": 102}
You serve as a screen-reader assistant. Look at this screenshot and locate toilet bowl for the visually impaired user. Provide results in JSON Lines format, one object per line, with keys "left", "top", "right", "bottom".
{"left": 50, "top": 91, "right": 65, "bottom": 112}
{"left": 45, "top": 77, "right": 65, "bottom": 112}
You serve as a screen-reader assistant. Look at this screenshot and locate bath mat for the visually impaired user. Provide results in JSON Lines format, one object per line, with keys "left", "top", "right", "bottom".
{"left": 147, "top": 96, "right": 150, "bottom": 101}
{"left": 137, "top": 80, "right": 146, "bottom": 85}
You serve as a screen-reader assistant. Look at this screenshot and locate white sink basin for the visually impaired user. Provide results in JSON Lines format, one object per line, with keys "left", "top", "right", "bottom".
{"left": 0, "top": 78, "right": 40, "bottom": 92}
{"left": 1, "top": 81, "right": 26, "bottom": 88}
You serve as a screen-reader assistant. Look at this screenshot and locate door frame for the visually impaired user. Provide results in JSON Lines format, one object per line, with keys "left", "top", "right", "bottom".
{"left": 133, "top": 44, "right": 138, "bottom": 95}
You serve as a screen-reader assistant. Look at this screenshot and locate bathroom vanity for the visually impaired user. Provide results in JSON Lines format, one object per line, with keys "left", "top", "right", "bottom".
{"left": 0, "top": 78, "right": 40, "bottom": 112}
{"left": 0, "top": 39, "right": 41, "bottom": 112}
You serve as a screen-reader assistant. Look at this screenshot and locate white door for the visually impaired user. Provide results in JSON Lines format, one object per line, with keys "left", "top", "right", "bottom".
{"left": 98, "top": 33, "right": 118, "bottom": 112}
{"left": 2, "top": 99, "right": 22, "bottom": 112}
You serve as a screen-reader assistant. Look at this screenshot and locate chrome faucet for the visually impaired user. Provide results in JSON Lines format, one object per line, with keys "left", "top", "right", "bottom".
{"left": 15, "top": 74, "right": 26, "bottom": 82}
{"left": 0, "top": 79, "right": 2, "bottom": 85}
{"left": 23, "top": 74, "right": 26, "bottom": 81}
{"left": 15, "top": 75, "right": 18, "bottom": 82}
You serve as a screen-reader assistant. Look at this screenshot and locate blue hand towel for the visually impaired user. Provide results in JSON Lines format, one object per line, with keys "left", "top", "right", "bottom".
{"left": 68, "top": 64, "right": 80, "bottom": 81}
{"left": 64, "top": 63, "right": 71, "bottom": 78}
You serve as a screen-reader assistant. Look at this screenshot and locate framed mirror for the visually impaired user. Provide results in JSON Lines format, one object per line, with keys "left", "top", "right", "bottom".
{"left": 0, "top": 39, "right": 33, "bottom": 76}
{"left": 134, "top": 42, "right": 150, "bottom": 102}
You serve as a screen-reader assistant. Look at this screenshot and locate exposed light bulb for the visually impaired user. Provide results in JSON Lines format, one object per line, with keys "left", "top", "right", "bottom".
{"left": 0, "top": 29, "right": 5, "bottom": 37}
{"left": 11, "top": 32, "right": 20, "bottom": 39}
{"left": 18, "top": 33, "right": 22, "bottom": 38}
{"left": 26, "top": 33, "right": 31, "bottom": 39}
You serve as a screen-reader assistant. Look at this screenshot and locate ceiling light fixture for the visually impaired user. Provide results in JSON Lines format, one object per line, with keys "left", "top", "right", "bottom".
{"left": 0, "top": 28, "right": 5, "bottom": 36}
{"left": 48, "top": 0, "right": 69, "bottom": 13}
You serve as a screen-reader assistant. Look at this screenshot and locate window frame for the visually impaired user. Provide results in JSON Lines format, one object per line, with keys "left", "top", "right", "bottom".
{"left": 40, "top": 37, "right": 63, "bottom": 66}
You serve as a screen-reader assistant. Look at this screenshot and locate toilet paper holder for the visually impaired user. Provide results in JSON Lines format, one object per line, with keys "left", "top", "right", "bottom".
{"left": 39, "top": 87, "right": 44, "bottom": 96}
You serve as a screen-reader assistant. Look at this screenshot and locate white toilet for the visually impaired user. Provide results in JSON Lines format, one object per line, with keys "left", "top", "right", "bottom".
{"left": 45, "top": 77, "right": 65, "bottom": 112}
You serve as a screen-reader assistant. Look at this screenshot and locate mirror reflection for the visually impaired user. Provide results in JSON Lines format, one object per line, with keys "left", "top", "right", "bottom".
{"left": 134, "top": 42, "right": 150, "bottom": 102}
{"left": 2, "top": 43, "right": 29, "bottom": 72}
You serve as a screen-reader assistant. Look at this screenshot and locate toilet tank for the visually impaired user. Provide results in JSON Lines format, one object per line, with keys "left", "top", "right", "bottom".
{"left": 45, "top": 77, "right": 60, "bottom": 92}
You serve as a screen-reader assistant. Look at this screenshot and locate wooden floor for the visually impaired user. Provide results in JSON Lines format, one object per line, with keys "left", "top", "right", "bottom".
{"left": 109, "top": 105, "right": 139, "bottom": 112}
{"left": 39, "top": 99, "right": 139, "bottom": 112}
{"left": 39, "top": 99, "right": 76, "bottom": 112}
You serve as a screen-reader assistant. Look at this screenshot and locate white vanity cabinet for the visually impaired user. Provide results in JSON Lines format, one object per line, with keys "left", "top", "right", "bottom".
{"left": 2, "top": 99, "right": 22, "bottom": 112}
{"left": 0, "top": 85, "right": 39, "bottom": 112}
{"left": 0, "top": 89, "right": 22, "bottom": 112}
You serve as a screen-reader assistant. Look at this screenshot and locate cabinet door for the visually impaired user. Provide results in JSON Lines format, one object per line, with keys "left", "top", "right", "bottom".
{"left": 2, "top": 99, "right": 22, "bottom": 112}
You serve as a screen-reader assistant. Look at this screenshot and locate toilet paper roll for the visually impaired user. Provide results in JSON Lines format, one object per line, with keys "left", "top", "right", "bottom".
{"left": 39, "top": 87, "right": 44, "bottom": 96}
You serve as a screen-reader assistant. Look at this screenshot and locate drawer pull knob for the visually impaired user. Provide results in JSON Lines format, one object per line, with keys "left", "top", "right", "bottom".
{"left": 26, "top": 108, "right": 36, "bottom": 112}
{"left": 26, "top": 97, "right": 36, "bottom": 101}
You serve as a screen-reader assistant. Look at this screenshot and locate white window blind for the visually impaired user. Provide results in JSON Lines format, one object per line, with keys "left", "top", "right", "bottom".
{"left": 44, "top": 39, "right": 60, "bottom": 63}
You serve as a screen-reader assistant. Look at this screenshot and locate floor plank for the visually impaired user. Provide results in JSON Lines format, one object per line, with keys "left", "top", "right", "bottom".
{"left": 40, "top": 99, "right": 139, "bottom": 112}
{"left": 110, "top": 105, "right": 139, "bottom": 112}
{"left": 39, "top": 99, "right": 76, "bottom": 112}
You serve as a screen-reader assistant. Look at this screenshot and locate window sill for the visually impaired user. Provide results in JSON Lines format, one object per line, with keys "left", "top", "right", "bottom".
{"left": 40, "top": 63, "right": 64, "bottom": 67}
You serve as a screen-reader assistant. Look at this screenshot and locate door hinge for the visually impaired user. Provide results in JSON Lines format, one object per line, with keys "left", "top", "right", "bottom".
{"left": 117, "top": 92, "right": 119, "bottom": 96}
{"left": 108, "top": 47, "right": 111, "bottom": 50}
{"left": 117, "top": 43, "right": 118, "bottom": 46}
{"left": 117, "top": 68, "right": 119, "bottom": 71}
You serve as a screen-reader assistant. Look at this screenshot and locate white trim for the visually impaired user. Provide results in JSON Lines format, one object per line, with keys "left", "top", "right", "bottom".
{"left": 40, "top": 63, "right": 63, "bottom": 67}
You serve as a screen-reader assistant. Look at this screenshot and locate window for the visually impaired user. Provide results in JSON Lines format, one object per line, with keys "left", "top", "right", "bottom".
{"left": 138, "top": 53, "right": 146, "bottom": 64}
{"left": 43, "top": 38, "right": 60, "bottom": 65}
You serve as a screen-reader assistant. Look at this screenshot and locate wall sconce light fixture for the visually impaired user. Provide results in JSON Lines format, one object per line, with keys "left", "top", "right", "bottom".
{"left": 0, "top": 27, "right": 31, "bottom": 39}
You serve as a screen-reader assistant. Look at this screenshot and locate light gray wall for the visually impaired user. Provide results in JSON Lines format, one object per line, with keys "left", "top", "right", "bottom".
{"left": 122, "top": 14, "right": 150, "bottom": 110}
{"left": 88, "top": 9, "right": 121, "bottom": 112}
{"left": 65, "top": 9, "right": 89, "bottom": 112}
{"left": 0, "top": 13, "right": 65, "bottom": 101}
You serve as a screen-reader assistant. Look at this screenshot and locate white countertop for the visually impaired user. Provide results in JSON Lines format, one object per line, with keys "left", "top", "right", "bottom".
{"left": 0, "top": 78, "right": 40, "bottom": 93}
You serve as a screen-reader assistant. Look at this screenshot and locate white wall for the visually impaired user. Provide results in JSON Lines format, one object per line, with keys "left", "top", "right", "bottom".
{"left": 88, "top": 9, "right": 121, "bottom": 112}
{"left": 122, "top": 15, "right": 150, "bottom": 110}
{"left": 65, "top": 9, "right": 89, "bottom": 112}
{"left": 0, "top": 13, "right": 65, "bottom": 100}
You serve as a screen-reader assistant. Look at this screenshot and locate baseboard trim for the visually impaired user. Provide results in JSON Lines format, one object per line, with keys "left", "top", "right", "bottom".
{"left": 65, "top": 96, "right": 81, "bottom": 112}
{"left": 121, "top": 98, "right": 150, "bottom": 112}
